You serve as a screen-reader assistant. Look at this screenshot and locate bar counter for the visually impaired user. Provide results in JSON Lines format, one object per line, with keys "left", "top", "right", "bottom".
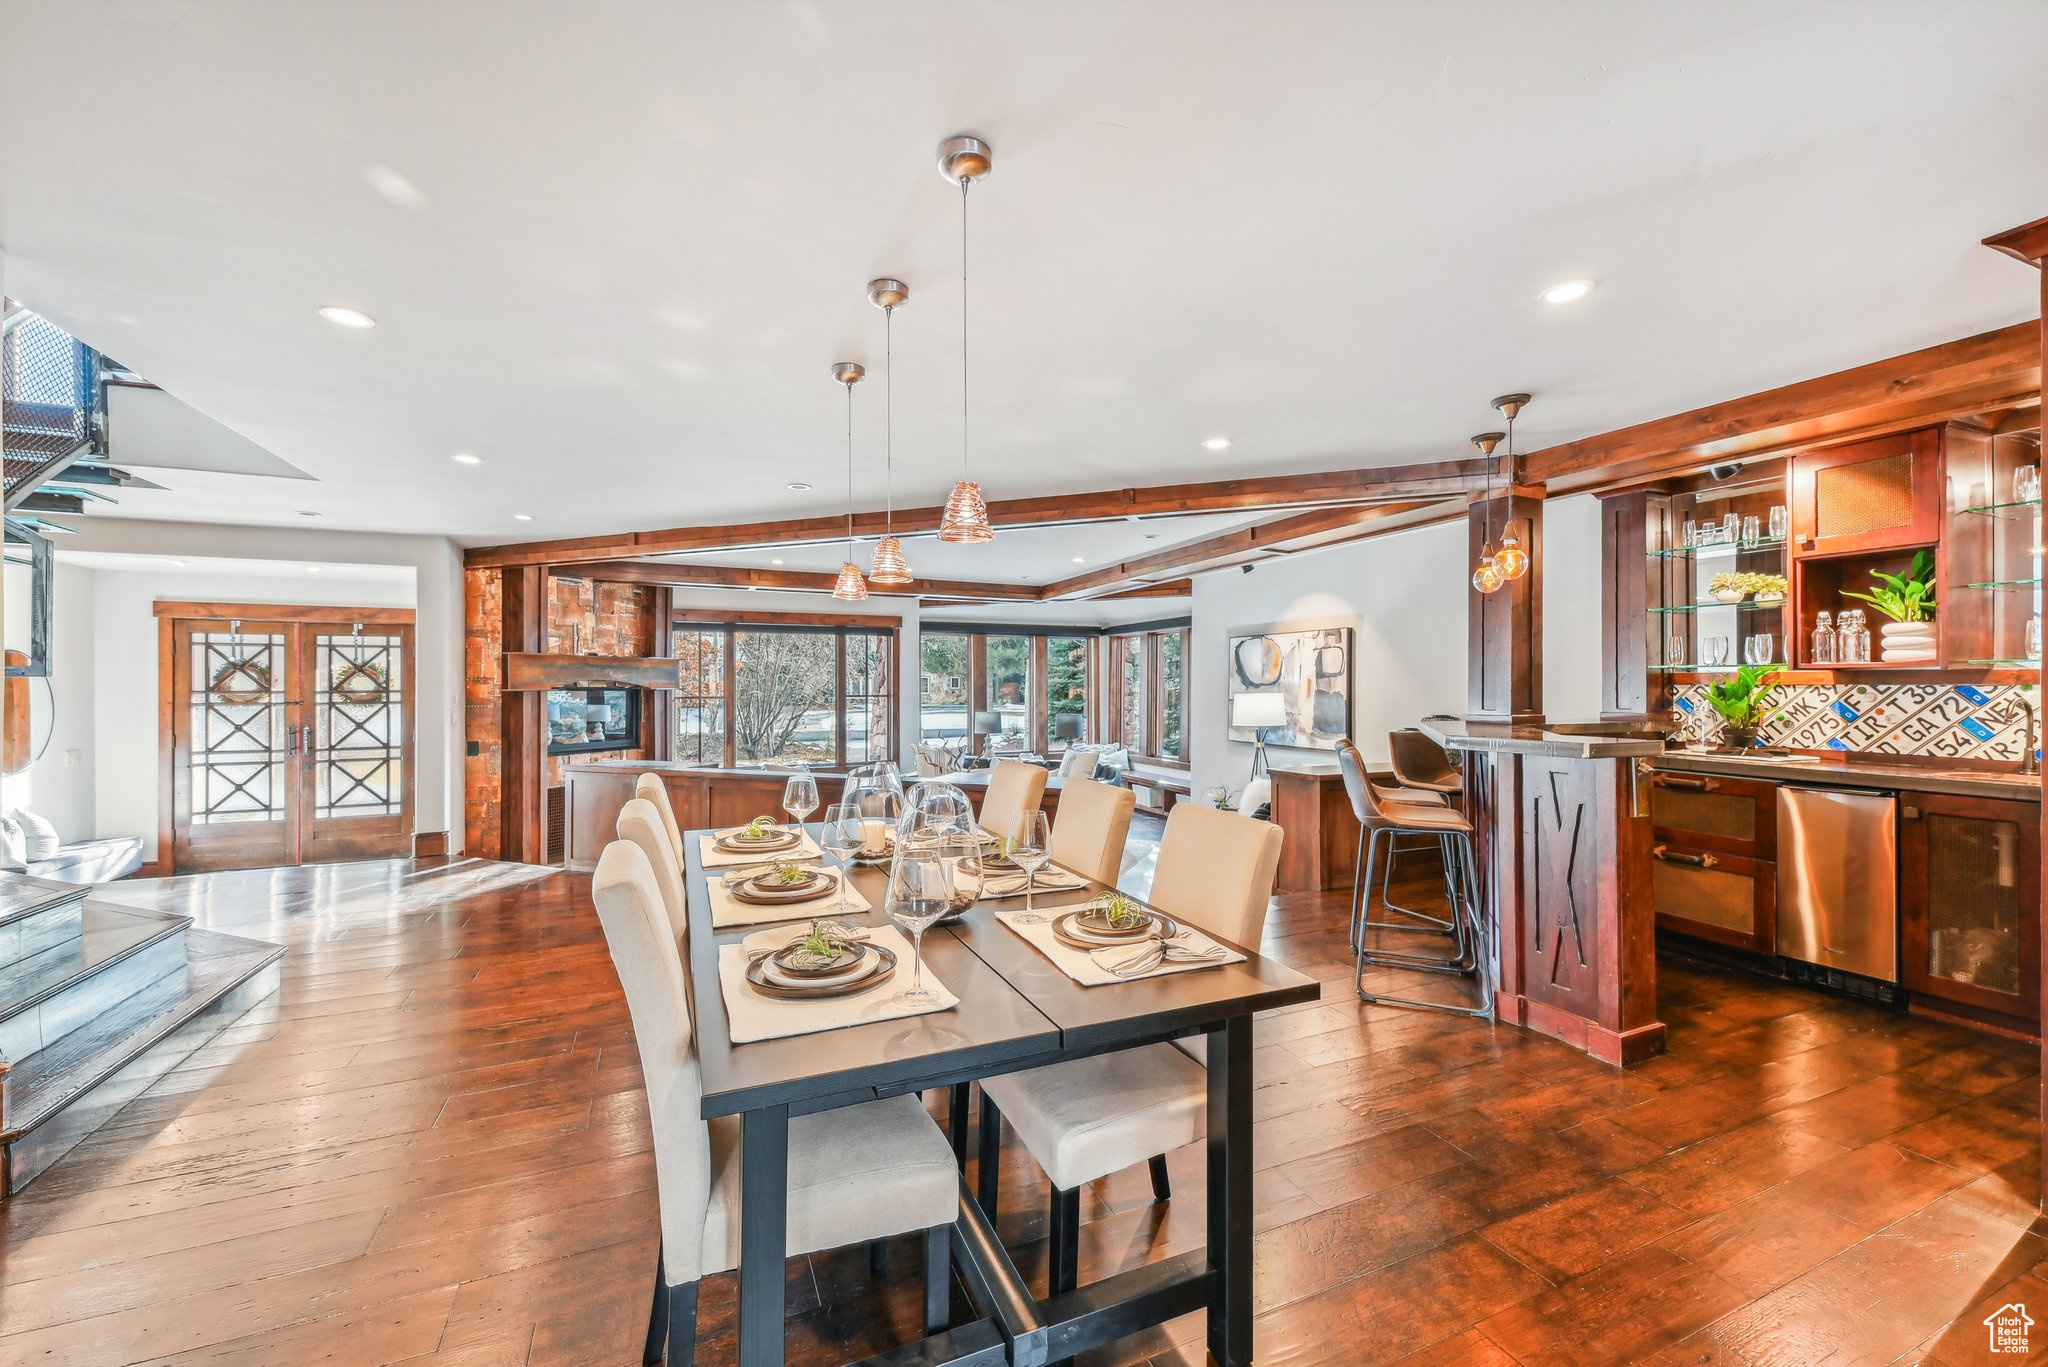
{"left": 1421, "top": 718, "right": 1666, "bottom": 1065}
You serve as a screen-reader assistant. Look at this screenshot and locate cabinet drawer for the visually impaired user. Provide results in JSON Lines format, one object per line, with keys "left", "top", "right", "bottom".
{"left": 1650, "top": 772, "right": 1778, "bottom": 859}
{"left": 1651, "top": 843, "right": 1777, "bottom": 955}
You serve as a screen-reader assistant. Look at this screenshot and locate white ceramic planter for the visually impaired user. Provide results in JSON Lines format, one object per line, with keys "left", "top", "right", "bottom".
{"left": 1879, "top": 620, "right": 1936, "bottom": 662}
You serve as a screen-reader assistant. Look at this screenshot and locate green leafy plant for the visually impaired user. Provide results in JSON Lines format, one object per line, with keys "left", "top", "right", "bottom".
{"left": 1704, "top": 664, "right": 1782, "bottom": 732}
{"left": 1842, "top": 549, "right": 1936, "bottom": 623}
{"left": 735, "top": 814, "right": 781, "bottom": 841}
{"left": 1095, "top": 890, "right": 1144, "bottom": 927}
{"left": 785, "top": 919, "right": 859, "bottom": 968}
{"left": 764, "top": 860, "right": 811, "bottom": 886}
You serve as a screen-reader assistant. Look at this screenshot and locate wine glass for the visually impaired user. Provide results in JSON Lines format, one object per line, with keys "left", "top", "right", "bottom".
{"left": 885, "top": 849, "right": 951, "bottom": 1007}
{"left": 1005, "top": 811, "right": 1053, "bottom": 925}
{"left": 782, "top": 773, "right": 819, "bottom": 829}
{"left": 820, "top": 801, "right": 863, "bottom": 914}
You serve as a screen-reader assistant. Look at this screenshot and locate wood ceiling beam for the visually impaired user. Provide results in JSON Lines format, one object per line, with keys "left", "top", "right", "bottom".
{"left": 1525, "top": 322, "right": 2041, "bottom": 494}
{"left": 565, "top": 558, "right": 1046, "bottom": 601}
{"left": 462, "top": 459, "right": 1492, "bottom": 569}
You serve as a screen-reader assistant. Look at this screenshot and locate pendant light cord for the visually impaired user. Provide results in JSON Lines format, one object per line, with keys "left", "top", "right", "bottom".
{"left": 960, "top": 177, "right": 972, "bottom": 484}
{"left": 845, "top": 381, "right": 856, "bottom": 558}
{"left": 884, "top": 305, "right": 895, "bottom": 536}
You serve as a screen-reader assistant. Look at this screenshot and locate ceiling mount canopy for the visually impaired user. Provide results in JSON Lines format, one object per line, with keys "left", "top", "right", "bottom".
{"left": 937, "top": 134, "right": 995, "bottom": 544}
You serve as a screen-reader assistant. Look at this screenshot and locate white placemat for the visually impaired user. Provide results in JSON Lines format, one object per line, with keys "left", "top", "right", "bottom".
{"left": 698, "top": 830, "right": 825, "bottom": 868}
{"left": 979, "top": 867, "right": 1089, "bottom": 899}
{"left": 718, "top": 923, "right": 957, "bottom": 1043}
{"left": 707, "top": 869, "right": 871, "bottom": 928}
{"left": 994, "top": 907, "right": 1245, "bottom": 987}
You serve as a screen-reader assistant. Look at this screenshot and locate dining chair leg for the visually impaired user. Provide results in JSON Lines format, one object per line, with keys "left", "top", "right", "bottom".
{"left": 1148, "top": 1153, "right": 1171, "bottom": 1203}
{"left": 664, "top": 1279, "right": 700, "bottom": 1367}
{"left": 1047, "top": 1183, "right": 1081, "bottom": 1296}
{"left": 867, "top": 1239, "right": 886, "bottom": 1276}
{"left": 923, "top": 1223, "right": 953, "bottom": 1334}
{"left": 976, "top": 1091, "right": 1003, "bottom": 1223}
{"left": 643, "top": 1245, "right": 668, "bottom": 1366}
{"left": 947, "top": 1082, "right": 971, "bottom": 1165}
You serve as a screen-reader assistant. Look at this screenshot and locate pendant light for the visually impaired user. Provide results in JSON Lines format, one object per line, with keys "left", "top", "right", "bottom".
{"left": 1471, "top": 430, "right": 1506, "bottom": 595}
{"left": 865, "top": 278, "right": 913, "bottom": 586}
{"left": 936, "top": 135, "right": 994, "bottom": 543}
{"left": 1491, "top": 393, "right": 1532, "bottom": 582}
{"left": 831, "top": 361, "right": 870, "bottom": 602}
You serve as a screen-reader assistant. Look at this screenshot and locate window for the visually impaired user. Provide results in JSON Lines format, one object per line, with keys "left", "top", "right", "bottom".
{"left": 983, "top": 635, "right": 1030, "bottom": 755}
{"left": 919, "top": 634, "right": 969, "bottom": 744}
{"left": 1045, "top": 636, "right": 1089, "bottom": 754}
{"left": 670, "top": 620, "right": 894, "bottom": 769}
{"left": 1110, "top": 626, "right": 1189, "bottom": 764}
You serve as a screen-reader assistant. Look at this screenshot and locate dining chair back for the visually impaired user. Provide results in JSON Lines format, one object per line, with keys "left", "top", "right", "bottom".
{"left": 618, "top": 797, "right": 689, "bottom": 945}
{"left": 1147, "top": 803, "right": 1283, "bottom": 947}
{"left": 636, "top": 774, "right": 686, "bottom": 862}
{"left": 980, "top": 759, "right": 1049, "bottom": 841}
{"left": 592, "top": 841, "right": 716, "bottom": 1287}
{"left": 1048, "top": 776, "right": 1136, "bottom": 887}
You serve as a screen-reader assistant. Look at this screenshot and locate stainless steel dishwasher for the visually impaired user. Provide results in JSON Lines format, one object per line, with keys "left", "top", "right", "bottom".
{"left": 1776, "top": 786, "right": 1898, "bottom": 982}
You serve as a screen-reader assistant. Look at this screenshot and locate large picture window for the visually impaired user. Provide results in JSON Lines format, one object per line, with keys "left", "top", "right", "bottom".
{"left": 1109, "top": 626, "right": 1189, "bottom": 765}
{"left": 671, "top": 618, "right": 895, "bottom": 769}
{"left": 916, "top": 623, "right": 1180, "bottom": 762}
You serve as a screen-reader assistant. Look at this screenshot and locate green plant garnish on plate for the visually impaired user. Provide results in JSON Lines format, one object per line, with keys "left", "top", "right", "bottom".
{"left": 736, "top": 815, "right": 780, "bottom": 841}
{"left": 1096, "top": 891, "right": 1144, "bottom": 927}
{"left": 763, "top": 860, "right": 812, "bottom": 886}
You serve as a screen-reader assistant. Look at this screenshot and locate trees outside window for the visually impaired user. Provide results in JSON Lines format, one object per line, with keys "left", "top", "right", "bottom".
{"left": 671, "top": 620, "right": 895, "bottom": 769}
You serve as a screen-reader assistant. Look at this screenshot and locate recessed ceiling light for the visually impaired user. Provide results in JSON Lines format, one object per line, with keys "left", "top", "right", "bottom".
{"left": 298, "top": 510, "right": 321, "bottom": 517}
{"left": 1539, "top": 279, "right": 1595, "bottom": 305}
{"left": 513, "top": 513, "right": 533, "bottom": 521}
{"left": 1202, "top": 437, "right": 1232, "bottom": 451}
{"left": 453, "top": 452, "right": 482, "bottom": 465}
{"left": 167, "top": 559, "right": 187, "bottom": 568}
{"left": 771, "top": 558, "right": 785, "bottom": 565}
{"left": 305, "top": 565, "right": 323, "bottom": 574}
{"left": 1072, "top": 556, "right": 1085, "bottom": 563}
{"left": 318, "top": 306, "right": 377, "bottom": 329}
{"left": 786, "top": 481, "right": 812, "bottom": 491}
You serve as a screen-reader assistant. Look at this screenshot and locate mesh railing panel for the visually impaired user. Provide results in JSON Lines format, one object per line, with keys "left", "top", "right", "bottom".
{"left": 1815, "top": 452, "right": 1914, "bottom": 539}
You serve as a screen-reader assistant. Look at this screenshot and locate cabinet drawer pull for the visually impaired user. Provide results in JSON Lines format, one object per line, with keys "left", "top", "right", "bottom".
{"left": 1652, "top": 845, "right": 1718, "bottom": 868}
{"left": 1652, "top": 774, "right": 1715, "bottom": 791}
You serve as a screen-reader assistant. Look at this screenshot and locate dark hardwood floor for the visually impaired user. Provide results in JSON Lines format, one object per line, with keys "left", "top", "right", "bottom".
{"left": 0, "top": 851, "right": 2039, "bottom": 1366}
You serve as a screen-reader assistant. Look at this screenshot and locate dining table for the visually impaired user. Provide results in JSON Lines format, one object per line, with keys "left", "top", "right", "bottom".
{"left": 680, "top": 823, "right": 1320, "bottom": 1367}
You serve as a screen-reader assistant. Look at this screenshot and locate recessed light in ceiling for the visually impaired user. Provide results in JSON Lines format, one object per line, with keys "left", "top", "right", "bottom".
{"left": 362, "top": 163, "right": 427, "bottom": 210}
{"left": 298, "top": 510, "right": 321, "bottom": 517}
{"left": 1072, "top": 556, "right": 1085, "bottom": 563}
{"left": 317, "top": 306, "right": 377, "bottom": 329}
{"left": 305, "top": 565, "right": 322, "bottom": 574}
{"left": 167, "top": 559, "right": 187, "bottom": 568}
{"left": 514, "top": 513, "right": 533, "bottom": 521}
{"left": 1202, "top": 437, "right": 1232, "bottom": 451}
{"left": 786, "top": 481, "right": 812, "bottom": 491}
{"left": 453, "top": 452, "right": 482, "bottom": 465}
{"left": 1539, "top": 279, "right": 1595, "bottom": 305}
{"left": 771, "top": 558, "right": 784, "bottom": 565}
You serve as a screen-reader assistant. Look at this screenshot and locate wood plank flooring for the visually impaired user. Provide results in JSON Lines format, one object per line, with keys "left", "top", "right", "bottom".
{"left": 0, "top": 850, "right": 2040, "bottom": 1366}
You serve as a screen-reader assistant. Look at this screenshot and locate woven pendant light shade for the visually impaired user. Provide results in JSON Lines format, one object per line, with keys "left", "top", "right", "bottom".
{"left": 868, "top": 533, "right": 912, "bottom": 586}
{"left": 832, "top": 561, "right": 870, "bottom": 601}
{"left": 939, "top": 480, "right": 994, "bottom": 543}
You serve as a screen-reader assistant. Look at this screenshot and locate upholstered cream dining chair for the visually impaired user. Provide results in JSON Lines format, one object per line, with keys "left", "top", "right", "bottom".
{"left": 617, "top": 797, "right": 688, "bottom": 947}
{"left": 591, "top": 841, "right": 961, "bottom": 1367}
{"left": 978, "top": 759, "right": 1048, "bottom": 843}
{"left": 974, "top": 804, "right": 1282, "bottom": 1298}
{"left": 636, "top": 774, "right": 686, "bottom": 863}
{"left": 1046, "top": 775, "right": 1137, "bottom": 888}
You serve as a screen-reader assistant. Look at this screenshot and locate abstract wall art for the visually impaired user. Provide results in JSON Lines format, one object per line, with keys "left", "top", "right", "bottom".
{"left": 1226, "top": 623, "right": 1352, "bottom": 750}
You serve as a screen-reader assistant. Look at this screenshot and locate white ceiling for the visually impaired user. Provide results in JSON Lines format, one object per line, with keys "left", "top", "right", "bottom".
{"left": 56, "top": 550, "right": 415, "bottom": 583}
{"left": 2, "top": 1, "right": 2045, "bottom": 552}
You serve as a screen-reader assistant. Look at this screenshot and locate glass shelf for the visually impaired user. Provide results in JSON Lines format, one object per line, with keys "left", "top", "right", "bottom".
{"left": 1958, "top": 578, "right": 2044, "bottom": 592}
{"left": 1653, "top": 664, "right": 1741, "bottom": 674}
{"left": 1648, "top": 537, "right": 1788, "bottom": 561}
{"left": 1649, "top": 599, "right": 1788, "bottom": 616}
{"left": 1960, "top": 658, "right": 2044, "bottom": 668}
{"left": 1957, "top": 498, "right": 2045, "bottom": 521}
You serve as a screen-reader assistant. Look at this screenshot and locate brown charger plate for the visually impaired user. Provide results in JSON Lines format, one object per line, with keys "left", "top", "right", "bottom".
{"left": 766, "top": 942, "right": 865, "bottom": 979}
{"left": 744, "top": 943, "right": 898, "bottom": 1000}
{"left": 1051, "top": 909, "right": 1178, "bottom": 952}
{"left": 729, "top": 871, "right": 841, "bottom": 906}
{"left": 716, "top": 827, "right": 801, "bottom": 853}
{"left": 1072, "top": 906, "right": 1156, "bottom": 939}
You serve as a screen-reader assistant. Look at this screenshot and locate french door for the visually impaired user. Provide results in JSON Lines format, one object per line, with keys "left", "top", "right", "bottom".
{"left": 164, "top": 609, "right": 415, "bottom": 872}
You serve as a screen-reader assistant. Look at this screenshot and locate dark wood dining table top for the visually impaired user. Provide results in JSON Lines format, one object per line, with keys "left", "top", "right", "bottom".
{"left": 680, "top": 826, "right": 1320, "bottom": 1118}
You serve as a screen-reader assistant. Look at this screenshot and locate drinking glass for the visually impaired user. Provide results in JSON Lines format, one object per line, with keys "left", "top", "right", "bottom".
{"left": 2029, "top": 615, "right": 2043, "bottom": 662}
{"left": 1744, "top": 633, "right": 1775, "bottom": 666}
{"left": 1768, "top": 504, "right": 1789, "bottom": 540}
{"left": 2016, "top": 464, "right": 2042, "bottom": 504}
{"left": 1680, "top": 518, "right": 1699, "bottom": 548}
{"left": 1722, "top": 512, "right": 1742, "bottom": 544}
{"left": 1740, "top": 514, "right": 1761, "bottom": 547}
{"left": 1666, "top": 633, "right": 1686, "bottom": 667}
{"left": 1703, "top": 636, "right": 1731, "bottom": 667}
{"left": 1004, "top": 811, "right": 1054, "bottom": 925}
{"left": 884, "top": 849, "right": 951, "bottom": 1007}
{"left": 782, "top": 773, "right": 819, "bottom": 828}
{"left": 820, "top": 801, "right": 864, "bottom": 913}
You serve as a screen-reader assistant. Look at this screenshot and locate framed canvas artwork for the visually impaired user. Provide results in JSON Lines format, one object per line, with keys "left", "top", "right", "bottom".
{"left": 1226, "top": 623, "right": 1352, "bottom": 749}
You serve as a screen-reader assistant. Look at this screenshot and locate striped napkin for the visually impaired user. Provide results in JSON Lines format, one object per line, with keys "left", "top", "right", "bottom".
{"left": 1090, "top": 933, "right": 1232, "bottom": 978}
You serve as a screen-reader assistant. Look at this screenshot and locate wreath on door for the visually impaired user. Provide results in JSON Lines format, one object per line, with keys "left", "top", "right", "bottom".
{"left": 331, "top": 657, "right": 390, "bottom": 704}
{"left": 208, "top": 658, "right": 273, "bottom": 707}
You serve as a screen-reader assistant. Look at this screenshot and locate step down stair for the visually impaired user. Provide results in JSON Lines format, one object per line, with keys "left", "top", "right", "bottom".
{"left": 0, "top": 873, "right": 282, "bottom": 1194}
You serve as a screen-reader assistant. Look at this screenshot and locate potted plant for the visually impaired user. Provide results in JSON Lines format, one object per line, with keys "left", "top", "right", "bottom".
{"left": 1704, "top": 664, "right": 1781, "bottom": 750}
{"left": 1843, "top": 549, "right": 1936, "bottom": 662}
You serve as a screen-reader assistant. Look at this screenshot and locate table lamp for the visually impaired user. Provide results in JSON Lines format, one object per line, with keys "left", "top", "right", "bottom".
{"left": 1052, "top": 713, "right": 1084, "bottom": 743}
{"left": 973, "top": 710, "right": 1003, "bottom": 757}
{"left": 1231, "top": 692, "right": 1288, "bottom": 778}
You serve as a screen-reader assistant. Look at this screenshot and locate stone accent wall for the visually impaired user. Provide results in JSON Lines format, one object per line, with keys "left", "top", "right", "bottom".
{"left": 1671, "top": 680, "right": 2036, "bottom": 761}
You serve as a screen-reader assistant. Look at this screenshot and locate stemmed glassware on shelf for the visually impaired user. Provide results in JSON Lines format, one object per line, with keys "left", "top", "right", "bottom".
{"left": 1004, "top": 811, "right": 1053, "bottom": 925}
{"left": 820, "top": 801, "right": 863, "bottom": 914}
{"left": 884, "top": 848, "right": 951, "bottom": 1007}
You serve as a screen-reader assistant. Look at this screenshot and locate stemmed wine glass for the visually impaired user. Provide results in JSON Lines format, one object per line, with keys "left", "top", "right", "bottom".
{"left": 885, "top": 849, "right": 951, "bottom": 1007}
{"left": 1005, "top": 811, "right": 1052, "bottom": 925}
{"left": 782, "top": 772, "right": 819, "bottom": 829}
{"left": 820, "top": 801, "right": 863, "bottom": 914}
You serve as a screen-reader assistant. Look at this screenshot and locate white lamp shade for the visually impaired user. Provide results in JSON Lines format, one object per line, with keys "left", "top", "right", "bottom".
{"left": 1231, "top": 692, "right": 1288, "bottom": 729}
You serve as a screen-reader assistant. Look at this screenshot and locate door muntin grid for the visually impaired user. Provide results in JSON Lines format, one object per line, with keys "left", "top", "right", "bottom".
{"left": 314, "top": 633, "right": 406, "bottom": 819}
{"left": 189, "top": 630, "right": 287, "bottom": 825}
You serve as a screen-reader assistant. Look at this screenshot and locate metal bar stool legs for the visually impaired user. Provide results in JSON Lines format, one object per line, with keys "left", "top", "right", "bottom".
{"left": 1355, "top": 826, "right": 1494, "bottom": 1018}
{"left": 1353, "top": 826, "right": 1472, "bottom": 971}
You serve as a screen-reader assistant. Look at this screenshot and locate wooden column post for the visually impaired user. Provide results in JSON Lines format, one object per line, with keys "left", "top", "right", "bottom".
{"left": 498, "top": 565, "right": 546, "bottom": 865}
{"left": 1598, "top": 491, "right": 1671, "bottom": 720}
{"left": 1467, "top": 490, "right": 1545, "bottom": 723}
{"left": 1983, "top": 214, "right": 2048, "bottom": 1213}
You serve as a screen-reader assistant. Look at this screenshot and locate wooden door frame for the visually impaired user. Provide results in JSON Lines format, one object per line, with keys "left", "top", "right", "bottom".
{"left": 155, "top": 602, "right": 417, "bottom": 874}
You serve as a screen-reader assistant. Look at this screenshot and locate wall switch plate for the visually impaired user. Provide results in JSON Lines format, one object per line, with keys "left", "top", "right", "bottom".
{"left": 62, "top": 749, "right": 80, "bottom": 767}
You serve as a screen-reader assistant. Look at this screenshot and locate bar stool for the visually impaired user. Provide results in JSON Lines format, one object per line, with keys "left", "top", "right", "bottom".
{"left": 1341, "top": 744, "right": 1494, "bottom": 1018}
{"left": 1382, "top": 728, "right": 1468, "bottom": 920}
{"left": 1336, "top": 741, "right": 1454, "bottom": 947}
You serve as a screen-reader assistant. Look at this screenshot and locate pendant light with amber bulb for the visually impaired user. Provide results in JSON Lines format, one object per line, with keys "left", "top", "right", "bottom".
{"left": 936, "top": 135, "right": 994, "bottom": 542}
{"left": 831, "top": 362, "right": 870, "bottom": 602}
{"left": 1491, "top": 393, "right": 1532, "bottom": 582}
{"left": 1471, "top": 430, "right": 1506, "bottom": 595}
{"left": 865, "top": 278, "right": 913, "bottom": 586}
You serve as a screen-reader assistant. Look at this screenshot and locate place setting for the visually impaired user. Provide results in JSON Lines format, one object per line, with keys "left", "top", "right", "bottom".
{"left": 698, "top": 814, "right": 825, "bottom": 868}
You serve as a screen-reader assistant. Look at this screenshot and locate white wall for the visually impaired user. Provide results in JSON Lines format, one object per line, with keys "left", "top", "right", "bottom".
{"left": 1542, "top": 494, "right": 1605, "bottom": 722}
{"left": 3, "top": 560, "right": 97, "bottom": 837}
{"left": 59, "top": 518, "right": 459, "bottom": 853}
